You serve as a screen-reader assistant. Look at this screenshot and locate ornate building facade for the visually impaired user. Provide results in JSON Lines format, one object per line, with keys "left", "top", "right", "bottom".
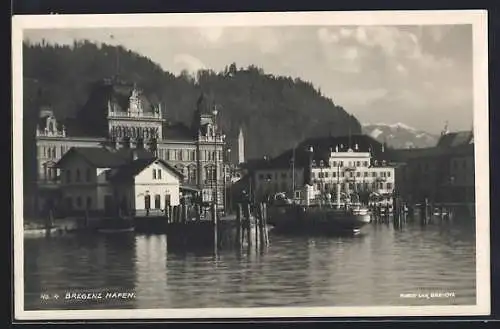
{"left": 33, "top": 79, "right": 227, "bottom": 216}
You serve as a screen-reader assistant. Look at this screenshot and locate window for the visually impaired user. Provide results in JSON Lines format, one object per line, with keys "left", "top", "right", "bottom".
{"left": 356, "top": 172, "right": 361, "bottom": 177}
{"left": 333, "top": 161, "right": 337, "bottom": 167}
{"left": 356, "top": 161, "right": 360, "bottom": 167}
{"left": 348, "top": 161, "right": 352, "bottom": 167}
{"left": 339, "top": 161, "right": 344, "bottom": 167}
{"left": 155, "top": 195, "right": 161, "bottom": 209}
{"left": 188, "top": 167, "right": 197, "bottom": 182}
{"left": 86, "top": 197, "right": 92, "bottom": 209}
{"left": 165, "top": 194, "right": 171, "bottom": 208}
{"left": 387, "top": 171, "right": 391, "bottom": 177}
{"left": 76, "top": 196, "right": 82, "bottom": 208}
{"left": 158, "top": 169, "right": 162, "bottom": 180}
{"left": 364, "top": 172, "right": 368, "bottom": 177}
{"left": 372, "top": 172, "right": 376, "bottom": 177}
{"left": 387, "top": 182, "right": 393, "bottom": 189}
{"left": 105, "top": 170, "right": 111, "bottom": 181}
{"left": 363, "top": 161, "right": 368, "bottom": 167}
{"left": 325, "top": 172, "right": 329, "bottom": 178}
{"left": 179, "top": 150, "right": 183, "bottom": 161}
{"left": 333, "top": 172, "right": 336, "bottom": 178}
{"left": 86, "top": 168, "right": 91, "bottom": 182}
{"left": 159, "top": 149, "right": 164, "bottom": 159}
{"left": 144, "top": 195, "right": 151, "bottom": 209}
{"left": 152, "top": 169, "right": 157, "bottom": 179}
{"left": 65, "top": 197, "right": 72, "bottom": 210}
{"left": 76, "top": 169, "right": 81, "bottom": 182}
{"left": 66, "top": 170, "right": 71, "bottom": 183}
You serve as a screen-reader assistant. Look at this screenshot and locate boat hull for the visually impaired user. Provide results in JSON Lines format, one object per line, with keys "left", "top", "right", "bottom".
{"left": 268, "top": 205, "right": 371, "bottom": 235}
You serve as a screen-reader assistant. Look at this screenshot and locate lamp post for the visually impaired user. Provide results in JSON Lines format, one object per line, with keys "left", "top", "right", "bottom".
{"left": 225, "top": 148, "right": 231, "bottom": 214}
{"left": 212, "top": 108, "right": 218, "bottom": 210}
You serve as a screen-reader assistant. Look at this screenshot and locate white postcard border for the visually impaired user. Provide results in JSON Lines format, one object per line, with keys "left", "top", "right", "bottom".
{"left": 12, "top": 10, "right": 490, "bottom": 320}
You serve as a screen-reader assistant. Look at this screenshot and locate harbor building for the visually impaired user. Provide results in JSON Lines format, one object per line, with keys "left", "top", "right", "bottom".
{"left": 32, "top": 78, "right": 229, "bottom": 217}
{"left": 56, "top": 147, "right": 183, "bottom": 216}
{"left": 392, "top": 128, "right": 474, "bottom": 206}
{"left": 250, "top": 135, "right": 396, "bottom": 203}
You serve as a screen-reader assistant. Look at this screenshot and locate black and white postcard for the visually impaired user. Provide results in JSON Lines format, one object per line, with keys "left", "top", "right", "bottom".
{"left": 12, "top": 10, "right": 490, "bottom": 320}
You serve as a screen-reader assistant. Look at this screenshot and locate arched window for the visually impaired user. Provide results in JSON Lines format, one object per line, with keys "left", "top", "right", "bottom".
{"left": 76, "top": 169, "right": 81, "bottom": 182}
{"left": 188, "top": 165, "right": 197, "bottom": 183}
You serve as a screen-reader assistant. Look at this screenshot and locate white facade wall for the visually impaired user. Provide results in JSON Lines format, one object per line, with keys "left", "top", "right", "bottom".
{"left": 311, "top": 151, "right": 395, "bottom": 195}
{"left": 133, "top": 161, "right": 181, "bottom": 209}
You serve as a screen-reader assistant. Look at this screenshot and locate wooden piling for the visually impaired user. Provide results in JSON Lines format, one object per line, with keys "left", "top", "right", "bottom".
{"left": 182, "top": 204, "right": 188, "bottom": 223}
{"left": 244, "top": 203, "right": 251, "bottom": 247}
{"left": 262, "top": 202, "right": 269, "bottom": 245}
{"left": 236, "top": 204, "right": 242, "bottom": 248}
{"left": 211, "top": 203, "right": 218, "bottom": 250}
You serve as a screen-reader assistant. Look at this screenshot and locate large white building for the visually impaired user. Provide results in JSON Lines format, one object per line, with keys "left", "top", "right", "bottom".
{"left": 31, "top": 78, "right": 232, "bottom": 216}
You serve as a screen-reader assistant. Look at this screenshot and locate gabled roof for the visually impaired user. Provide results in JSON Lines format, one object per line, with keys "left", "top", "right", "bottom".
{"left": 56, "top": 147, "right": 128, "bottom": 168}
{"left": 56, "top": 147, "right": 156, "bottom": 168}
{"left": 110, "top": 158, "right": 184, "bottom": 182}
{"left": 436, "top": 131, "right": 473, "bottom": 148}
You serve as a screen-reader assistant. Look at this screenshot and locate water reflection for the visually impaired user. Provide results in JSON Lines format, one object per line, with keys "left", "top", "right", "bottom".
{"left": 24, "top": 219, "right": 477, "bottom": 310}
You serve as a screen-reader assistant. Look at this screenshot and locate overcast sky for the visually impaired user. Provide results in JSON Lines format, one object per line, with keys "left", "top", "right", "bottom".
{"left": 24, "top": 24, "right": 473, "bottom": 134}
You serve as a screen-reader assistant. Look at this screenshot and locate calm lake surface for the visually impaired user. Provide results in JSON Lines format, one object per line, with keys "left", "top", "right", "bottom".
{"left": 24, "top": 218, "right": 476, "bottom": 310}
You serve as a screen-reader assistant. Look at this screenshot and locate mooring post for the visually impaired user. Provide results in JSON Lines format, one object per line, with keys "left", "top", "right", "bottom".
{"left": 255, "top": 204, "right": 261, "bottom": 248}
{"left": 236, "top": 203, "right": 242, "bottom": 248}
{"left": 183, "top": 204, "right": 188, "bottom": 223}
{"left": 211, "top": 203, "right": 218, "bottom": 250}
{"left": 244, "top": 203, "right": 251, "bottom": 247}
{"left": 262, "top": 202, "right": 269, "bottom": 245}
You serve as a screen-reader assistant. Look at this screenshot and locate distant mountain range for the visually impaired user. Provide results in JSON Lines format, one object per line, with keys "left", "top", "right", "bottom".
{"left": 362, "top": 122, "right": 439, "bottom": 149}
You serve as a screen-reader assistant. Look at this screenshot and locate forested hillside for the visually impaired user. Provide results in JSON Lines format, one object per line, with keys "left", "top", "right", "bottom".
{"left": 23, "top": 40, "right": 362, "bottom": 159}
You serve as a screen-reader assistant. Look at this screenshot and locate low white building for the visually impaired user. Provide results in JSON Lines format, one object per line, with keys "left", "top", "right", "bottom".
{"left": 56, "top": 147, "right": 183, "bottom": 216}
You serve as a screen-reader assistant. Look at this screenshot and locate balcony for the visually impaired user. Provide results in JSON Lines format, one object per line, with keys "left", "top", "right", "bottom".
{"left": 108, "top": 111, "right": 162, "bottom": 119}
{"left": 343, "top": 166, "right": 357, "bottom": 171}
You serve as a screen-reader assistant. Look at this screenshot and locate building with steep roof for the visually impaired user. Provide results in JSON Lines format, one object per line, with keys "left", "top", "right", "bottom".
{"left": 392, "top": 129, "right": 475, "bottom": 206}
{"left": 248, "top": 135, "right": 395, "bottom": 203}
{"left": 56, "top": 147, "right": 183, "bottom": 216}
{"left": 33, "top": 79, "right": 229, "bottom": 216}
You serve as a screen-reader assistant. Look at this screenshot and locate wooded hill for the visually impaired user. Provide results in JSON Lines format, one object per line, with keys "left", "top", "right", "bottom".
{"left": 23, "top": 40, "right": 362, "bottom": 160}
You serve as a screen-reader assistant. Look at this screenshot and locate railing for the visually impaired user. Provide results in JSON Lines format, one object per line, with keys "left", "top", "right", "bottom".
{"left": 343, "top": 166, "right": 357, "bottom": 171}
{"left": 108, "top": 111, "right": 162, "bottom": 119}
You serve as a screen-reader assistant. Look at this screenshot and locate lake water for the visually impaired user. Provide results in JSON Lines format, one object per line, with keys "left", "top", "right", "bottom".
{"left": 23, "top": 218, "right": 476, "bottom": 311}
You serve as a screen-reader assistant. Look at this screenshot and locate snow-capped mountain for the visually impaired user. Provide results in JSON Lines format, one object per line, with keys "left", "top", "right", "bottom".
{"left": 362, "top": 122, "right": 439, "bottom": 149}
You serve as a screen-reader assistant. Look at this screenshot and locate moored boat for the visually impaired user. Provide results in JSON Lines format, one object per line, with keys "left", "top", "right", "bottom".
{"left": 267, "top": 193, "right": 371, "bottom": 235}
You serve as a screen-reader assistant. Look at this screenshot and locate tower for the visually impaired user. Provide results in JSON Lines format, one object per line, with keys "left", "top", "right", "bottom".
{"left": 237, "top": 127, "right": 245, "bottom": 164}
